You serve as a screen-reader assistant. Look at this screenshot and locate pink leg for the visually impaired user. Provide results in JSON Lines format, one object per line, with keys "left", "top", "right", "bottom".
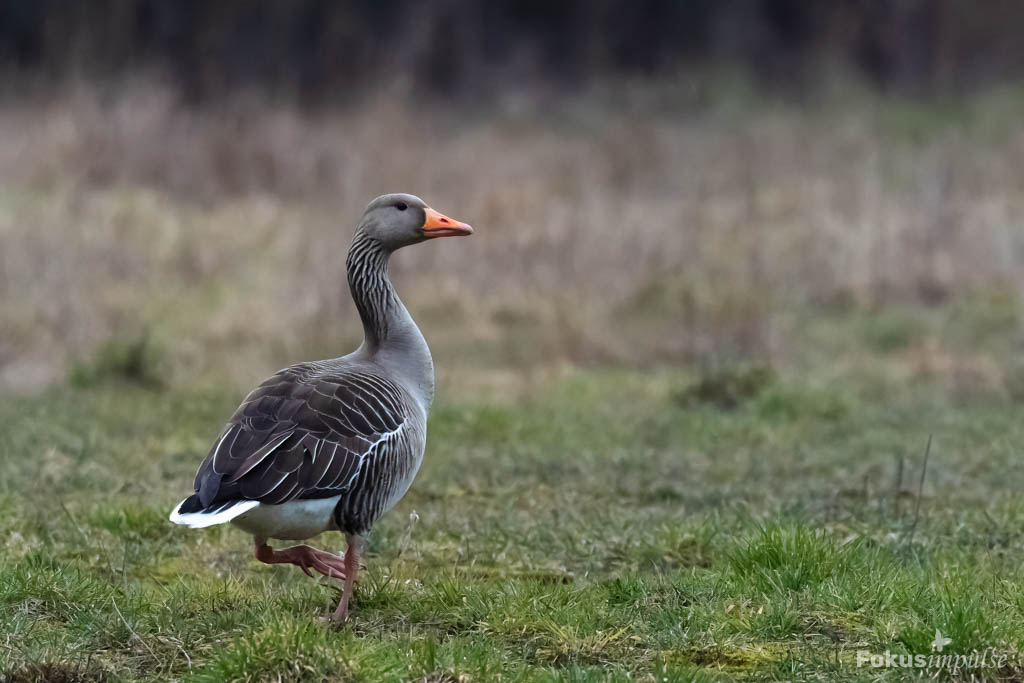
{"left": 254, "top": 541, "right": 347, "bottom": 581}
{"left": 330, "top": 534, "right": 363, "bottom": 622}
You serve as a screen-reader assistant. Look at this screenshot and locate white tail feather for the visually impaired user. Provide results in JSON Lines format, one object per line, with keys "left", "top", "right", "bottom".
{"left": 168, "top": 498, "right": 260, "bottom": 528}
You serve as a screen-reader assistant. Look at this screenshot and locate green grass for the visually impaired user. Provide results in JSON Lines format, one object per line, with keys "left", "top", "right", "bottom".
{"left": 3, "top": 84, "right": 1024, "bottom": 681}
{"left": 2, "top": 362, "right": 1024, "bottom": 682}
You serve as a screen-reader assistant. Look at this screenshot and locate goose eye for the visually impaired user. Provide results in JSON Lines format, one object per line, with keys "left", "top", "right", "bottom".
{"left": 395, "top": 202, "right": 408, "bottom": 211}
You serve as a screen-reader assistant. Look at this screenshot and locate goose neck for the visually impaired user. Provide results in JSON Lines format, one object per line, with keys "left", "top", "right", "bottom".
{"left": 345, "top": 233, "right": 434, "bottom": 405}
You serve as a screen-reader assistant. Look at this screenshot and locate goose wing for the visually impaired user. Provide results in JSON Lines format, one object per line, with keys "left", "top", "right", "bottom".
{"left": 191, "top": 363, "right": 410, "bottom": 507}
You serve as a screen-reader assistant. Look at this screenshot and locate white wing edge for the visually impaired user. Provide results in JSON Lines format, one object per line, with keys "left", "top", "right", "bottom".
{"left": 168, "top": 498, "right": 260, "bottom": 528}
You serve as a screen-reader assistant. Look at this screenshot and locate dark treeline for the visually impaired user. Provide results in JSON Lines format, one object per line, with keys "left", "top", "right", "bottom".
{"left": 1, "top": 0, "right": 1022, "bottom": 102}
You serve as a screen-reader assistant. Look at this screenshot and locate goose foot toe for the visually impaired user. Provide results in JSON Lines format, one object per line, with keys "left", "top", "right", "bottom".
{"left": 255, "top": 543, "right": 347, "bottom": 581}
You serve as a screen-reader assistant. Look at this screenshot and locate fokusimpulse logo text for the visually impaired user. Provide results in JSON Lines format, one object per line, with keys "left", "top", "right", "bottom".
{"left": 856, "top": 630, "right": 1012, "bottom": 674}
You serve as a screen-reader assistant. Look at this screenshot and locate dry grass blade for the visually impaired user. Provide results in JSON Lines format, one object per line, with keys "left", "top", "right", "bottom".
{"left": 907, "top": 434, "right": 933, "bottom": 547}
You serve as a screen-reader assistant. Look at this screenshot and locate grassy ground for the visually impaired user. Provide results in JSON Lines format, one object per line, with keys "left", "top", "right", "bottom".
{"left": 2, "top": 84, "right": 1024, "bottom": 681}
{"left": 3, "top": 357, "right": 1024, "bottom": 681}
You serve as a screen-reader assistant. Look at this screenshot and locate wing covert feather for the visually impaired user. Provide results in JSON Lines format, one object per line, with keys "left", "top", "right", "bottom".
{"left": 192, "top": 363, "right": 409, "bottom": 508}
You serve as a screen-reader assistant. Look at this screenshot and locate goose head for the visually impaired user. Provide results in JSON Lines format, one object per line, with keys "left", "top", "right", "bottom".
{"left": 358, "top": 193, "right": 472, "bottom": 250}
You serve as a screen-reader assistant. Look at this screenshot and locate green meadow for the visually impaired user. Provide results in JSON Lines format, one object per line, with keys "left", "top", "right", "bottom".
{"left": 3, "top": 86, "right": 1024, "bottom": 681}
{"left": 3, "top": 353, "right": 1024, "bottom": 681}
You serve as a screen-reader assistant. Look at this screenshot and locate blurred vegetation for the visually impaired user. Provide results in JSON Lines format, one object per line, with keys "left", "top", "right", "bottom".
{"left": 675, "top": 364, "right": 776, "bottom": 410}
{"left": 2, "top": 0, "right": 1023, "bottom": 101}
{"left": 2, "top": 81, "right": 1022, "bottom": 394}
{"left": 69, "top": 330, "right": 165, "bottom": 389}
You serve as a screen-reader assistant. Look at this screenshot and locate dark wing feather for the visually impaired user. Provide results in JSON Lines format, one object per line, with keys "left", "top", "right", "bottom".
{"left": 192, "top": 363, "right": 408, "bottom": 508}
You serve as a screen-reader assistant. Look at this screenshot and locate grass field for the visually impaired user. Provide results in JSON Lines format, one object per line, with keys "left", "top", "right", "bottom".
{"left": 2, "top": 83, "right": 1024, "bottom": 681}
{"left": 3, "top": 358, "right": 1024, "bottom": 681}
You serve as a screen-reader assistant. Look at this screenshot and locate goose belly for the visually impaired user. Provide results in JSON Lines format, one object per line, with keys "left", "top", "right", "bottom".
{"left": 231, "top": 495, "right": 341, "bottom": 540}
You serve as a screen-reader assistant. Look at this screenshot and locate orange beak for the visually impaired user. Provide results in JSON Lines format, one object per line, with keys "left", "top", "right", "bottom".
{"left": 422, "top": 207, "right": 473, "bottom": 238}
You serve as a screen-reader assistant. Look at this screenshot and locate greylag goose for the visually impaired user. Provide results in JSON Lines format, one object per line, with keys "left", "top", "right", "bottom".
{"left": 169, "top": 193, "right": 472, "bottom": 622}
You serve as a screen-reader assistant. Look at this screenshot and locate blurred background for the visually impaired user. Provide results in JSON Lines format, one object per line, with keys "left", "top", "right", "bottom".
{"left": 1, "top": 0, "right": 1023, "bottom": 397}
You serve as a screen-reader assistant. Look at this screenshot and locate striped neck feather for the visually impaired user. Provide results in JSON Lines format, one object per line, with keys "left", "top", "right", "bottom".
{"left": 345, "top": 230, "right": 434, "bottom": 405}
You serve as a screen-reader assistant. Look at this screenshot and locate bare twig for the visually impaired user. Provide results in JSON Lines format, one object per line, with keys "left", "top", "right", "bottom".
{"left": 58, "top": 499, "right": 89, "bottom": 545}
{"left": 893, "top": 451, "right": 905, "bottom": 517}
{"left": 177, "top": 641, "right": 193, "bottom": 669}
{"left": 907, "top": 435, "right": 932, "bottom": 546}
{"left": 111, "top": 597, "right": 156, "bottom": 660}
{"left": 896, "top": 451, "right": 905, "bottom": 494}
